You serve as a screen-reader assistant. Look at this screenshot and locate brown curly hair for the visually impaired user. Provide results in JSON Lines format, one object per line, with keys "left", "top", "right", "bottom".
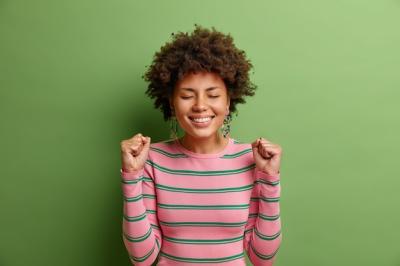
{"left": 143, "top": 24, "right": 257, "bottom": 122}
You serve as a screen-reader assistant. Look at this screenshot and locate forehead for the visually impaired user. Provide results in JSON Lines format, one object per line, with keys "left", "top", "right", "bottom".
{"left": 175, "top": 71, "right": 226, "bottom": 91}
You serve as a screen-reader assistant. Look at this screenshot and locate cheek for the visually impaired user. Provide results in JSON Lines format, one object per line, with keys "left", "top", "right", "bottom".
{"left": 214, "top": 103, "right": 228, "bottom": 114}
{"left": 174, "top": 101, "right": 191, "bottom": 114}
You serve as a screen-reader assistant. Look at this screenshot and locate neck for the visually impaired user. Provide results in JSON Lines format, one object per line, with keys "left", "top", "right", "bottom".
{"left": 178, "top": 132, "right": 230, "bottom": 154}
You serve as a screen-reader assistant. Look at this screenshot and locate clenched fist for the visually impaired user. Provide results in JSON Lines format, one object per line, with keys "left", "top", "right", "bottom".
{"left": 120, "top": 133, "right": 151, "bottom": 173}
{"left": 251, "top": 137, "right": 282, "bottom": 177}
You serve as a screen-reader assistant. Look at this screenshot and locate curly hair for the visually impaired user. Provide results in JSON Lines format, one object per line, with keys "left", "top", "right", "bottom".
{"left": 143, "top": 24, "right": 257, "bottom": 122}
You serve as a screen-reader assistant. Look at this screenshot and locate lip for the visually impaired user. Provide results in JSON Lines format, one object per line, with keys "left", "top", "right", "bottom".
{"left": 189, "top": 115, "right": 215, "bottom": 119}
{"left": 188, "top": 116, "right": 215, "bottom": 128}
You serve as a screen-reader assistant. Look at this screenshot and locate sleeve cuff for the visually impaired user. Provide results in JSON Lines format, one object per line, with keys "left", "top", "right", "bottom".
{"left": 255, "top": 168, "right": 280, "bottom": 182}
{"left": 120, "top": 168, "right": 144, "bottom": 179}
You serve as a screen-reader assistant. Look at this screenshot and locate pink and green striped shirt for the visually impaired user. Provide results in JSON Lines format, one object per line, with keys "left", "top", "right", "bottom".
{"left": 120, "top": 137, "right": 282, "bottom": 265}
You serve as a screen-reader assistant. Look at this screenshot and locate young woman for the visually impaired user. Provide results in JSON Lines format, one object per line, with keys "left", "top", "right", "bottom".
{"left": 119, "top": 25, "right": 283, "bottom": 266}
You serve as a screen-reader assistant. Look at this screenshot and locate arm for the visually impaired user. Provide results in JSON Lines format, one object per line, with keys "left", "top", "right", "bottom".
{"left": 243, "top": 169, "right": 282, "bottom": 266}
{"left": 120, "top": 160, "right": 162, "bottom": 265}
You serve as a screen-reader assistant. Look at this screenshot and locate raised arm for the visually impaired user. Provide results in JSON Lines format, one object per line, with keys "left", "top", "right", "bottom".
{"left": 243, "top": 169, "right": 282, "bottom": 266}
{"left": 120, "top": 133, "right": 162, "bottom": 265}
{"left": 121, "top": 163, "right": 162, "bottom": 265}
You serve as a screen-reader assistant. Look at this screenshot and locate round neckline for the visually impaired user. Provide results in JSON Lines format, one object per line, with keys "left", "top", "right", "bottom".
{"left": 174, "top": 137, "right": 234, "bottom": 159}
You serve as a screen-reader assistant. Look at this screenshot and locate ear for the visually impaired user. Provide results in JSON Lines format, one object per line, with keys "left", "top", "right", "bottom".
{"left": 169, "top": 98, "right": 175, "bottom": 116}
{"left": 226, "top": 96, "right": 230, "bottom": 115}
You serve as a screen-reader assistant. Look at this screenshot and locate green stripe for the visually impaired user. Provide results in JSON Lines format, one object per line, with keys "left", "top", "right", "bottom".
{"left": 159, "top": 221, "right": 247, "bottom": 227}
{"left": 160, "top": 250, "right": 244, "bottom": 263}
{"left": 142, "top": 177, "right": 153, "bottom": 182}
{"left": 121, "top": 178, "right": 142, "bottom": 184}
{"left": 146, "top": 209, "right": 156, "bottom": 214}
{"left": 124, "top": 194, "right": 143, "bottom": 202}
{"left": 129, "top": 240, "right": 157, "bottom": 262}
{"left": 260, "top": 196, "right": 280, "bottom": 203}
{"left": 250, "top": 196, "right": 280, "bottom": 203}
{"left": 255, "top": 179, "right": 280, "bottom": 186}
{"left": 244, "top": 228, "right": 253, "bottom": 234}
{"left": 248, "top": 213, "right": 258, "bottom": 218}
{"left": 163, "top": 234, "right": 244, "bottom": 244}
{"left": 121, "top": 176, "right": 153, "bottom": 184}
{"left": 155, "top": 238, "right": 160, "bottom": 249}
{"left": 123, "top": 227, "right": 152, "bottom": 242}
{"left": 143, "top": 194, "right": 156, "bottom": 199}
{"left": 254, "top": 227, "right": 281, "bottom": 241}
{"left": 146, "top": 160, "right": 256, "bottom": 176}
{"left": 247, "top": 213, "right": 280, "bottom": 221}
{"left": 259, "top": 213, "right": 280, "bottom": 221}
{"left": 250, "top": 242, "right": 280, "bottom": 260}
{"left": 157, "top": 203, "right": 250, "bottom": 210}
{"left": 155, "top": 183, "right": 253, "bottom": 193}
{"left": 150, "top": 223, "right": 161, "bottom": 230}
{"left": 150, "top": 147, "right": 189, "bottom": 158}
{"left": 124, "top": 194, "right": 156, "bottom": 202}
{"left": 221, "top": 148, "right": 252, "bottom": 158}
{"left": 123, "top": 212, "right": 146, "bottom": 222}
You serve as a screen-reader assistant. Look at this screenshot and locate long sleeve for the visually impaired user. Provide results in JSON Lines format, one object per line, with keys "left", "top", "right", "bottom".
{"left": 243, "top": 168, "right": 282, "bottom": 266}
{"left": 120, "top": 160, "right": 163, "bottom": 265}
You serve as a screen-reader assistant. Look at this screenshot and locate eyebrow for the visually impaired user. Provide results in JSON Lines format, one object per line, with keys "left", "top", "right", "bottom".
{"left": 181, "top": 87, "right": 220, "bottom": 92}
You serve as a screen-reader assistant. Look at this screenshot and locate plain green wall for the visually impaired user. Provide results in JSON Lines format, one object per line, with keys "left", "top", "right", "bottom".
{"left": 1, "top": 0, "right": 399, "bottom": 265}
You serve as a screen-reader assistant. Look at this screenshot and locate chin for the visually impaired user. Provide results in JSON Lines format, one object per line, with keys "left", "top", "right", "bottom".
{"left": 185, "top": 129, "right": 220, "bottom": 139}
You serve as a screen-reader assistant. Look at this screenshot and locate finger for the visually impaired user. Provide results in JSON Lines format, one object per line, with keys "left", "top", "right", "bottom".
{"left": 259, "top": 142, "right": 275, "bottom": 152}
{"left": 259, "top": 149, "right": 272, "bottom": 159}
{"left": 260, "top": 144, "right": 274, "bottom": 153}
{"left": 259, "top": 138, "right": 272, "bottom": 144}
{"left": 143, "top": 136, "right": 151, "bottom": 145}
{"left": 130, "top": 141, "right": 144, "bottom": 155}
{"left": 130, "top": 134, "right": 145, "bottom": 144}
{"left": 259, "top": 143, "right": 276, "bottom": 151}
{"left": 132, "top": 133, "right": 142, "bottom": 140}
{"left": 261, "top": 142, "right": 282, "bottom": 151}
{"left": 260, "top": 142, "right": 274, "bottom": 147}
{"left": 260, "top": 145, "right": 281, "bottom": 157}
{"left": 251, "top": 139, "right": 260, "bottom": 149}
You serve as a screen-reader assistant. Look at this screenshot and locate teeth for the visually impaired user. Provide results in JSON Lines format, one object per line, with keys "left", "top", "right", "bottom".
{"left": 191, "top": 117, "right": 213, "bottom": 123}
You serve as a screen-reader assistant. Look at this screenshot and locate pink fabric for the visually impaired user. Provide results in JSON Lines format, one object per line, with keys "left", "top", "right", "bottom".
{"left": 120, "top": 137, "right": 282, "bottom": 265}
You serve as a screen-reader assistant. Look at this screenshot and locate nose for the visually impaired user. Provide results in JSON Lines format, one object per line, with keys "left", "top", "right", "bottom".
{"left": 192, "top": 95, "right": 208, "bottom": 112}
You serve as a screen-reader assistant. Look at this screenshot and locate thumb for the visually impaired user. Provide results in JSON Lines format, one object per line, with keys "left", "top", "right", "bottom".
{"left": 251, "top": 138, "right": 261, "bottom": 150}
{"left": 143, "top": 136, "right": 151, "bottom": 147}
{"left": 251, "top": 138, "right": 262, "bottom": 160}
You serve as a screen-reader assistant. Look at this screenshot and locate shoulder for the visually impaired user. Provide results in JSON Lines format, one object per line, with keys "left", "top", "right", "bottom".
{"left": 231, "top": 138, "right": 253, "bottom": 151}
{"left": 148, "top": 138, "right": 187, "bottom": 159}
{"left": 149, "top": 138, "right": 179, "bottom": 150}
{"left": 220, "top": 138, "right": 254, "bottom": 162}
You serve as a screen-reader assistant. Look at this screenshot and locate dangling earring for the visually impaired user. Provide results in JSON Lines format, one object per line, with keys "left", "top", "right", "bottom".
{"left": 170, "top": 109, "right": 178, "bottom": 140}
{"left": 222, "top": 113, "right": 232, "bottom": 138}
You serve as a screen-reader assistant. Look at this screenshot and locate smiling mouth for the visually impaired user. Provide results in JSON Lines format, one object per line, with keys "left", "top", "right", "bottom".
{"left": 189, "top": 116, "right": 215, "bottom": 123}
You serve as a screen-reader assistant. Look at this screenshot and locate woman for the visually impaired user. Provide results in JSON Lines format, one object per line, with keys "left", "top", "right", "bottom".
{"left": 120, "top": 25, "right": 283, "bottom": 266}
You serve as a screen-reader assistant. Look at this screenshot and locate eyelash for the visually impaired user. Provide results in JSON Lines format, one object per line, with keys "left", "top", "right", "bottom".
{"left": 181, "top": 96, "right": 220, "bottom": 99}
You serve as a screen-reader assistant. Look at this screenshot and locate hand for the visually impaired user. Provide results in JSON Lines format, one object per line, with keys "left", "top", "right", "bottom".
{"left": 251, "top": 137, "right": 283, "bottom": 176}
{"left": 120, "top": 133, "right": 151, "bottom": 173}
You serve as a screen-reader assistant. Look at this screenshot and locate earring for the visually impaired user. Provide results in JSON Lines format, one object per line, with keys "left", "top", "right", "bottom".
{"left": 170, "top": 109, "right": 178, "bottom": 140}
{"left": 221, "top": 113, "right": 232, "bottom": 138}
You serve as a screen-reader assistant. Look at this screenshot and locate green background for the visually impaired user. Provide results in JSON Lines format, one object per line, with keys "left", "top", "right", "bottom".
{"left": 1, "top": 0, "right": 399, "bottom": 265}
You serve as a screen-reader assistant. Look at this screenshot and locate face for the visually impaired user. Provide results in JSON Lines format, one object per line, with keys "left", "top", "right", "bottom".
{"left": 170, "top": 71, "right": 230, "bottom": 140}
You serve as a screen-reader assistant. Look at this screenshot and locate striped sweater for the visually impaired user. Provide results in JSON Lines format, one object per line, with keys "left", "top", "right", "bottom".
{"left": 120, "top": 137, "right": 282, "bottom": 265}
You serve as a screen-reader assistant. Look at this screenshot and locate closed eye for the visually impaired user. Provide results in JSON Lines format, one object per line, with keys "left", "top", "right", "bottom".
{"left": 181, "top": 95, "right": 220, "bottom": 99}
